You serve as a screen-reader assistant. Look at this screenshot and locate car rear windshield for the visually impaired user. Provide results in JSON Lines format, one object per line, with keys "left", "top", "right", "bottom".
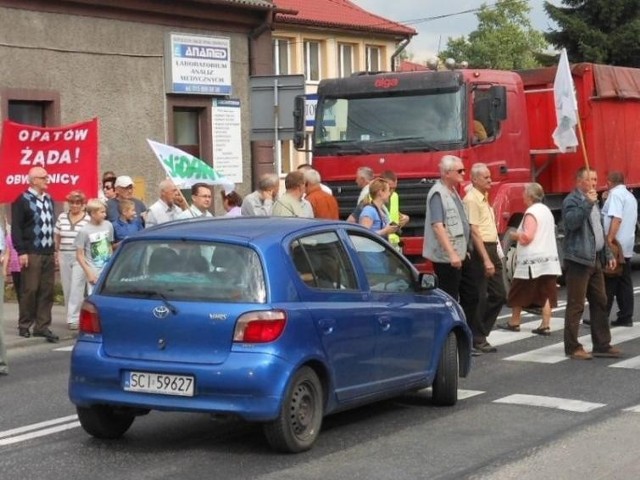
{"left": 100, "top": 240, "right": 266, "bottom": 303}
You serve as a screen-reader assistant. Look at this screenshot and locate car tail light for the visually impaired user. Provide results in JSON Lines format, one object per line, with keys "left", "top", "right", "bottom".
{"left": 233, "top": 310, "right": 286, "bottom": 343}
{"left": 79, "top": 301, "right": 102, "bottom": 334}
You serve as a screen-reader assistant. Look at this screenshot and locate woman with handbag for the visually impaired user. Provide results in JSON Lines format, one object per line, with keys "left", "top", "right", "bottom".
{"left": 499, "top": 183, "right": 562, "bottom": 335}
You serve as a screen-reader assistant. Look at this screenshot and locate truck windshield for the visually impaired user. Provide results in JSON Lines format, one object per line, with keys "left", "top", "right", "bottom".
{"left": 314, "top": 90, "right": 464, "bottom": 151}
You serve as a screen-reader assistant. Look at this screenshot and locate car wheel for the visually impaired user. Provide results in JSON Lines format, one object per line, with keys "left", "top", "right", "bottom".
{"left": 263, "top": 366, "right": 323, "bottom": 453}
{"left": 432, "top": 332, "right": 458, "bottom": 406}
{"left": 76, "top": 405, "right": 135, "bottom": 439}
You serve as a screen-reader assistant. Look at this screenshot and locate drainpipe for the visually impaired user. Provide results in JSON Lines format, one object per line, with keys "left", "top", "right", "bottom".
{"left": 390, "top": 37, "right": 411, "bottom": 72}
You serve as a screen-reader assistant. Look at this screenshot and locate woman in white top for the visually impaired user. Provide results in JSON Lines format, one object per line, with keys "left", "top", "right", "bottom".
{"left": 499, "top": 183, "right": 562, "bottom": 335}
{"left": 54, "top": 190, "right": 90, "bottom": 329}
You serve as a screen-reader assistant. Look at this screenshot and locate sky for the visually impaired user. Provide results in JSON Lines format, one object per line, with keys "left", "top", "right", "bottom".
{"left": 353, "top": 0, "right": 560, "bottom": 62}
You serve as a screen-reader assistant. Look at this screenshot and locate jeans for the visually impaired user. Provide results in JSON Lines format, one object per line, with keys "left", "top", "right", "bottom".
{"left": 605, "top": 258, "right": 634, "bottom": 324}
{"left": 564, "top": 259, "right": 612, "bottom": 355}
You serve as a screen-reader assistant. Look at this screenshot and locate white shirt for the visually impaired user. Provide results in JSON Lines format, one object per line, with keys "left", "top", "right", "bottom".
{"left": 176, "top": 204, "right": 213, "bottom": 220}
{"left": 146, "top": 199, "right": 183, "bottom": 226}
{"left": 603, "top": 184, "right": 638, "bottom": 258}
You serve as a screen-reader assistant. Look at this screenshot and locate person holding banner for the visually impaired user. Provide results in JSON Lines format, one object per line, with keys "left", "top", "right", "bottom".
{"left": 146, "top": 179, "right": 184, "bottom": 226}
{"left": 11, "top": 167, "right": 58, "bottom": 343}
{"left": 177, "top": 183, "right": 214, "bottom": 219}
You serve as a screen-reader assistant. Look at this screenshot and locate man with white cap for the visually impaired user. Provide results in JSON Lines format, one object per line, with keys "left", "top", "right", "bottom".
{"left": 106, "top": 175, "right": 147, "bottom": 228}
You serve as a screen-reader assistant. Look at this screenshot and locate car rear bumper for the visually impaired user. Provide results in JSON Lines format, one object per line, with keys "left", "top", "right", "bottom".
{"left": 68, "top": 341, "right": 295, "bottom": 422}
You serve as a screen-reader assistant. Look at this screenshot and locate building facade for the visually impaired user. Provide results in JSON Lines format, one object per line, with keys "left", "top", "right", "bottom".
{"left": 0, "top": 0, "right": 274, "bottom": 208}
{"left": 272, "top": 0, "right": 416, "bottom": 174}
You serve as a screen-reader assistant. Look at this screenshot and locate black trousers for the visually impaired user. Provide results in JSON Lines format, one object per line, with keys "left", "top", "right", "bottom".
{"left": 432, "top": 261, "right": 463, "bottom": 301}
{"left": 605, "top": 257, "right": 634, "bottom": 324}
{"left": 460, "top": 243, "right": 506, "bottom": 345}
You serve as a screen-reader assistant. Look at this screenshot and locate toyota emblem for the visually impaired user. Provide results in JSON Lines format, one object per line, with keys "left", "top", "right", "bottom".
{"left": 153, "top": 305, "right": 170, "bottom": 319}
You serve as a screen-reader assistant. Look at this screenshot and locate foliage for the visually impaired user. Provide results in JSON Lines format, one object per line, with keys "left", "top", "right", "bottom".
{"left": 439, "top": 0, "right": 547, "bottom": 69}
{"left": 544, "top": 0, "right": 640, "bottom": 67}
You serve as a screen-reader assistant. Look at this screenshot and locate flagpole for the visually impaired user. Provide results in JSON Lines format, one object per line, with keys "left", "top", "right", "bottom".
{"left": 576, "top": 116, "right": 590, "bottom": 171}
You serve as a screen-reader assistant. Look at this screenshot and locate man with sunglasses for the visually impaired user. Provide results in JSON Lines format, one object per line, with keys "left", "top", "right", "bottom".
{"left": 422, "top": 155, "right": 471, "bottom": 301}
{"left": 106, "top": 175, "right": 146, "bottom": 228}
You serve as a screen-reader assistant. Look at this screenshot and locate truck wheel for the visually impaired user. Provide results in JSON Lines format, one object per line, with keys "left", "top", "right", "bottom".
{"left": 432, "top": 332, "right": 458, "bottom": 406}
{"left": 263, "top": 367, "right": 323, "bottom": 453}
{"left": 76, "top": 405, "right": 135, "bottom": 439}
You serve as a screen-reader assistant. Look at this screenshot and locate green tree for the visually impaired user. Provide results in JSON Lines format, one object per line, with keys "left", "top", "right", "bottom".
{"left": 545, "top": 0, "right": 640, "bottom": 66}
{"left": 439, "top": 0, "right": 547, "bottom": 69}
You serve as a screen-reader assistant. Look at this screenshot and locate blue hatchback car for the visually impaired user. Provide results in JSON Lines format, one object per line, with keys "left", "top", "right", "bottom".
{"left": 69, "top": 217, "right": 472, "bottom": 452}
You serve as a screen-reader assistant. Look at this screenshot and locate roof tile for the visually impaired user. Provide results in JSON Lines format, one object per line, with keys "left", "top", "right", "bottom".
{"left": 274, "top": 0, "right": 415, "bottom": 37}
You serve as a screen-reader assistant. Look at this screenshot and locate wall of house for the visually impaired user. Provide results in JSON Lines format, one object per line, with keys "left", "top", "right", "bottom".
{"left": 0, "top": 5, "right": 262, "bottom": 207}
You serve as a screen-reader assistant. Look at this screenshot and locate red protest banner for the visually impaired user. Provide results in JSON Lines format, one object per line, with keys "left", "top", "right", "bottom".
{"left": 0, "top": 118, "right": 99, "bottom": 202}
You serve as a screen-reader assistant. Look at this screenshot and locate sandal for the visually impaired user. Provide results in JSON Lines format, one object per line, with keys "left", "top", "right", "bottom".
{"left": 498, "top": 323, "right": 520, "bottom": 332}
{"left": 532, "top": 326, "right": 551, "bottom": 336}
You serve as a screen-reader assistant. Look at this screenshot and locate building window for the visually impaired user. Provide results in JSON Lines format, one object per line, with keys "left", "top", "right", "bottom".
{"left": 173, "top": 109, "right": 201, "bottom": 158}
{"left": 8, "top": 101, "right": 46, "bottom": 126}
{"left": 1, "top": 89, "right": 60, "bottom": 127}
{"left": 273, "top": 38, "right": 290, "bottom": 75}
{"left": 304, "top": 40, "right": 321, "bottom": 82}
{"left": 338, "top": 43, "right": 354, "bottom": 77}
{"left": 366, "top": 46, "right": 382, "bottom": 72}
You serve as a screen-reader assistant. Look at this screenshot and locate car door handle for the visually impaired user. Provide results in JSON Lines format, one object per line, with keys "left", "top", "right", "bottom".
{"left": 378, "top": 317, "right": 391, "bottom": 331}
{"left": 317, "top": 319, "right": 335, "bottom": 335}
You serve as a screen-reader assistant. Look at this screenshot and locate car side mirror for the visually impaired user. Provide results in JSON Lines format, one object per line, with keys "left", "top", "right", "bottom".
{"left": 418, "top": 273, "right": 438, "bottom": 291}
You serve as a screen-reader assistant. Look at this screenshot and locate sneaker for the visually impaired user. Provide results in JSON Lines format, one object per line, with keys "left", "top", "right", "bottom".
{"left": 18, "top": 328, "right": 31, "bottom": 338}
{"left": 474, "top": 341, "right": 497, "bottom": 353}
{"left": 569, "top": 348, "right": 592, "bottom": 360}
{"left": 471, "top": 347, "right": 484, "bottom": 357}
{"left": 592, "top": 346, "right": 622, "bottom": 358}
{"left": 68, "top": 324, "right": 79, "bottom": 331}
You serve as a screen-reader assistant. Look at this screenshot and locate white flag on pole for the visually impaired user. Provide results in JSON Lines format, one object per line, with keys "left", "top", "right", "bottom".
{"left": 146, "top": 139, "right": 234, "bottom": 192}
{"left": 552, "top": 48, "right": 579, "bottom": 153}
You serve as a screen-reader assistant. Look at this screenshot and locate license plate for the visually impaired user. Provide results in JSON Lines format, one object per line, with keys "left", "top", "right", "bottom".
{"left": 123, "top": 371, "right": 195, "bottom": 397}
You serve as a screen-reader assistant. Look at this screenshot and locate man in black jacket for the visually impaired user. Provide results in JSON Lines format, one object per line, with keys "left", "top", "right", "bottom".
{"left": 11, "top": 166, "right": 58, "bottom": 342}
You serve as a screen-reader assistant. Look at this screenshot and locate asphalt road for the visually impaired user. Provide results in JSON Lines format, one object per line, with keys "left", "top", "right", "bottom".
{"left": 3, "top": 272, "right": 640, "bottom": 479}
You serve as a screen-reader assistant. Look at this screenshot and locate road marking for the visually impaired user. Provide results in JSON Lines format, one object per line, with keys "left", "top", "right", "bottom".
{"left": 0, "top": 415, "right": 80, "bottom": 446}
{"left": 53, "top": 345, "right": 73, "bottom": 352}
{"left": 623, "top": 405, "right": 640, "bottom": 413}
{"left": 493, "top": 394, "right": 605, "bottom": 412}
{"left": 610, "top": 356, "right": 640, "bottom": 370}
{"left": 503, "top": 324, "right": 640, "bottom": 364}
{"left": 488, "top": 317, "right": 565, "bottom": 346}
{"left": 457, "top": 389, "right": 485, "bottom": 400}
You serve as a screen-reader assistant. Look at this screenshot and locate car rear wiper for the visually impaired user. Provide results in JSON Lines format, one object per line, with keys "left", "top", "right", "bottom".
{"left": 118, "top": 288, "right": 178, "bottom": 315}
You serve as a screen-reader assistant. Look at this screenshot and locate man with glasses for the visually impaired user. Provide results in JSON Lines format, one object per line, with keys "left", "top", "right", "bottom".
{"left": 11, "top": 167, "right": 58, "bottom": 342}
{"left": 177, "top": 183, "right": 213, "bottom": 219}
{"left": 422, "top": 155, "right": 471, "bottom": 300}
{"left": 106, "top": 175, "right": 146, "bottom": 228}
